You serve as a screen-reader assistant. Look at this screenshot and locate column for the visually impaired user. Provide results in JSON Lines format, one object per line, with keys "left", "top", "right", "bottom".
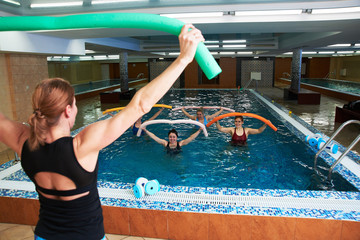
{"left": 119, "top": 52, "right": 129, "bottom": 92}
{"left": 290, "top": 48, "right": 302, "bottom": 93}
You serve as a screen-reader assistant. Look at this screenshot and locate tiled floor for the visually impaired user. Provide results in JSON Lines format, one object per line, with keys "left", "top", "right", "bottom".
{"left": 0, "top": 83, "right": 359, "bottom": 239}
{"left": 0, "top": 223, "right": 165, "bottom": 240}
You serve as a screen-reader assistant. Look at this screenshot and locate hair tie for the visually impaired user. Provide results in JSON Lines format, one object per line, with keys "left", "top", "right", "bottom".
{"left": 33, "top": 109, "right": 45, "bottom": 118}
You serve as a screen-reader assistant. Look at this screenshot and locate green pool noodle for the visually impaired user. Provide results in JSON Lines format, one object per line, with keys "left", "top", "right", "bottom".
{"left": 0, "top": 13, "right": 222, "bottom": 79}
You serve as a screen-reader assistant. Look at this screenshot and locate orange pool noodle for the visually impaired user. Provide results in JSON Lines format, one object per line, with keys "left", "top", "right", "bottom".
{"left": 206, "top": 112, "right": 278, "bottom": 131}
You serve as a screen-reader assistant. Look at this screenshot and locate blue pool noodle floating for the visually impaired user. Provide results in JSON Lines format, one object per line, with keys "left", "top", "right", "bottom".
{"left": 0, "top": 13, "right": 222, "bottom": 79}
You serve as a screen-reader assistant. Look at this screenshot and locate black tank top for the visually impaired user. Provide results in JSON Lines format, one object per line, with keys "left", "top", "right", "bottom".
{"left": 166, "top": 142, "right": 182, "bottom": 154}
{"left": 21, "top": 137, "right": 104, "bottom": 240}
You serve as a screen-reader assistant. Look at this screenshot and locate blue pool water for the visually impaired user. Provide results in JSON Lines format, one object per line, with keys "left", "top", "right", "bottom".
{"left": 301, "top": 78, "right": 360, "bottom": 95}
{"left": 98, "top": 89, "right": 357, "bottom": 192}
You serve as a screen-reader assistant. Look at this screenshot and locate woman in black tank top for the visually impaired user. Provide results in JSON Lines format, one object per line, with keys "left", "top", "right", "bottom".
{"left": 0, "top": 24, "right": 205, "bottom": 240}
{"left": 143, "top": 128, "right": 201, "bottom": 154}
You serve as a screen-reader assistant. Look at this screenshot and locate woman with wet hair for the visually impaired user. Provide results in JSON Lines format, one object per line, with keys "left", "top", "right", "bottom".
{"left": 143, "top": 128, "right": 201, "bottom": 154}
{"left": 216, "top": 115, "right": 267, "bottom": 146}
{"left": 181, "top": 107, "right": 223, "bottom": 126}
{"left": 0, "top": 24, "right": 204, "bottom": 240}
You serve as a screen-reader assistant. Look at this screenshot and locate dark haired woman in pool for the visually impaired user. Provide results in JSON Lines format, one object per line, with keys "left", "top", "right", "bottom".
{"left": 216, "top": 116, "right": 267, "bottom": 146}
{"left": 143, "top": 128, "right": 201, "bottom": 154}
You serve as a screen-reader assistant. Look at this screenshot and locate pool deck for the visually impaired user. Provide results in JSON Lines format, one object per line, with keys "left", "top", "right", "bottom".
{"left": 1, "top": 84, "right": 360, "bottom": 239}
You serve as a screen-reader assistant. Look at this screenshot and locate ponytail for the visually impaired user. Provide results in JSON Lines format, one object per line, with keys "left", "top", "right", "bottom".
{"left": 27, "top": 78, "right": 74, "bottom": 151}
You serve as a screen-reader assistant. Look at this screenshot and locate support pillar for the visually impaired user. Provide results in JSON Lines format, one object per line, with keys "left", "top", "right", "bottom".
{"left": 290, "top": 48, "right": 302, "bottom": 93}
{"left": 119, "top": 52, "right": 129, "bottom": 92}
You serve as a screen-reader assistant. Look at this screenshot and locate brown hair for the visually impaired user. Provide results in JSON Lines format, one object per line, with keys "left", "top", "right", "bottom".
{"left": 235, "top": 116, "right": 243, "bottom": 121}
{"left": 196, "top": 107, "right": 204, "bottom": 114}
{"left": 168, "top": 129, "right": 178, "bottom": 137}
{"left": 27, "top": 78, "right": 75, "bottom": 150}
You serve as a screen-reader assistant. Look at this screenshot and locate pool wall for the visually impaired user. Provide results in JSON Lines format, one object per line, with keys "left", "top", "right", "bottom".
{"left": 277, "top": 78, "right": 360, "bottom": 102}
{"left": 75, "top": 78, "right": 148, "bottom": 100}
{"left": 0, "top": 194, "right": 360, "bottom": 239}
{"left": 1, "top": 89, "right": 360, "bottom": 239}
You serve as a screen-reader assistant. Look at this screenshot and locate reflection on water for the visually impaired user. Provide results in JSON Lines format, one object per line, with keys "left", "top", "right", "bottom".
{"left": 301, "top": 78, "right": 360, "bottom": 95}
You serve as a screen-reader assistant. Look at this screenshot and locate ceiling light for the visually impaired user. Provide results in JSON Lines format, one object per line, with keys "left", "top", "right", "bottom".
{"left": 219, "top": 52, "right": 235, "bottom": 55}
{"left": 236, "top": 52, "right": 253, "bottom": 55}
{"left": 168, "top": 52, "right": 180, "bottom": 55}
{"left": 302, "top": 52, "right": 317, "bottom": 54}
{"left": 318, "top": 51, "right": 335, "bottom": 54}
{"left": 206, "top": 45, "right": 219, "bottom": 48}
{"left": 205, "top": 40, "right": 220, "bottom": 44}
{"left": 223, "top": 45, "right": 246, "bottom": 48}
{"left": 160, "top": 12, "right": 223, "bottom": 18}
{"left": 327, "top": 44, "right": 351, "bottom": 47}
{"left": 235, "top": 9, "right": 302, "bottom": 16}
{"left": 80, "top": 56, "right": 93, "bottom": 60}
{"left": 312, "top": 6, "right": 360, "bottom": 14}
{"left": 2, "top": 0, "right": 20, "bottom": 6}
{"left": 92, "top": 0, "right": 143, "bottom": 4}
{"left": 108, "top": 55, "right": 119, "bottom": 59}
{"left": 31, "top": 1, "right": 82, "bottom": 8}
{"left": 284, "top": 52, "right": 293, "bottom": 55}
{"left": 93, "top": 55, "right": 107, "bottom": 60}
{"left": 355, "top": 44, "right": 360, "bottom": 47}
{"left": 336, "top": 51, "right": 354, "bottom": 54}
{"left": 223, "top": 40, "right": 246, "bottom": 43}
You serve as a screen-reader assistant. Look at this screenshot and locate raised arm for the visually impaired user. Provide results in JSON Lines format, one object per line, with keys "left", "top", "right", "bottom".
{"left": 143, "top": 128, "right": 167, "bottom": 147}
{"left": 179, "top": 129, "right": 201, "bottom": 147}
{"left": 73, "top": 24, "right": 204, "bottom": 157}
{"left": 0, "top": 112, "right": 30, "bottom": 155}
{"left": 147, "top": 108, "right": 164, "bottom": 121}
{"left": 207, "top": 108, "right": 224, "bottom": 121}
{"left": 216, "top": 121, "right": 233, "bottom": 135}
{"left": 247, "top": 124, "right": 267, "bottom": 135}
{"left": 181, "top": 108, "right": 196, "bottom": 120}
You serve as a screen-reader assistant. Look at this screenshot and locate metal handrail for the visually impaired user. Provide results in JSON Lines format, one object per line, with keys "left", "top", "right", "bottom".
{"left": 314, "top": 119, "right": 360, "bottom": 180}
{"left": 328, "top": 134, "right": 360, "bottom": 180}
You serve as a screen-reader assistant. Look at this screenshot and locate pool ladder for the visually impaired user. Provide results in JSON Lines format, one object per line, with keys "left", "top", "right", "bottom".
{"left": 314, "top": 119, "right": 360, "bottom": 180}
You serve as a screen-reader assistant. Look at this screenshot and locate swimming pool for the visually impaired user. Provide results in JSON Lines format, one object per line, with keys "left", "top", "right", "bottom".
{"left": 72, "top": 78, "right": 147, "bottom": 95}
{"left": 72, "top": 79, "right": 121, "bottom": 95}
{"left": 97, "top": 89, "right": 357, "bottom": 192}
{"left": 1, "top": 89, "right": 360, "bottom": 225}
{"left": 301, "top": 78, "right": 360, "bottom": 95}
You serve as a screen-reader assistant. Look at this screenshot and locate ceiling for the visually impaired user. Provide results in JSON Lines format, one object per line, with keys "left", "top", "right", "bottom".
{"left": 0, "top": 0, "right": 360, "bottom": 60}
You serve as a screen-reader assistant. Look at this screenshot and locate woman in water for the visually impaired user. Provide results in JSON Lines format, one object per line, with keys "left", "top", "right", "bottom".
{"left": 216, "top": 116, "right": 267, "bottom": 145}
{"left": 0, "top": 24, "right": 204, "bottom": 240}
{"left": 181, "top": 107, "right": 223, "bottom": 126}
{"left": 143, "top": 128, "right": 201, "bottom": 154}
{"left": 131, "top": 107, "right": 164, "bottom": 135}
